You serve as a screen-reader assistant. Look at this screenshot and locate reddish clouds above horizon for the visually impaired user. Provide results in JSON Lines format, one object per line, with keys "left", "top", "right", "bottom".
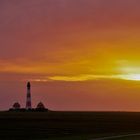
{"left": 0, "top": 0, "right": 140, "bottom": 111}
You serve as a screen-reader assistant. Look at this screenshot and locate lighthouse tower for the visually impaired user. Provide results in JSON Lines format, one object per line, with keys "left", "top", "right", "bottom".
{"left": 26, "top": 82, "right": 32, "bottom": 110}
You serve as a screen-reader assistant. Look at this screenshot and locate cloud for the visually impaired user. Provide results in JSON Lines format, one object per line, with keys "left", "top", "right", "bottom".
{"left": 23, "top": 72, "right": 140, "bottom": 82}
{"left": 27, "top": 74, "right": 140, "bottom": 82}
{"left": 48, "top": 75, "right": 113, "bottom": 81}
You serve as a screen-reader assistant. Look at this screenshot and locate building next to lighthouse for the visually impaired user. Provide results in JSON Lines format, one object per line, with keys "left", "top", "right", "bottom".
{"left": 12, "top": 102, "right": 21, "bottom": 110}
{"left": 10, "top": 82, "right": 48, "bottom": 112}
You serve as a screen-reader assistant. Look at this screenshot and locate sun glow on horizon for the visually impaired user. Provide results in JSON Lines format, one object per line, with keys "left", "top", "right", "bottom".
{"left": 120, "top": 74, "right": 140, "bottom": 81}
{"left": 117, "top": 61, "right": 140, "bottom": 81}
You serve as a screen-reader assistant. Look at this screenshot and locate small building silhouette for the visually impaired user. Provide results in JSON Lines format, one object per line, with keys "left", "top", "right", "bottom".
{"left": 36, "top": 102, "right": 46, "bottom": 110}
{"left": 12, "top": 102, "right": 21, "bottom": 110}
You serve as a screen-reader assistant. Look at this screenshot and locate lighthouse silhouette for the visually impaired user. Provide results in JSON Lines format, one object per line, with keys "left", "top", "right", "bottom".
{"left": 26, "top": 82, "right": 32, "bottom": 110}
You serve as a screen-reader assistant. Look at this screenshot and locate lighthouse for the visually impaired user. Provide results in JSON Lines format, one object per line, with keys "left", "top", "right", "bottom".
{"left": 26, "top": 82, "right": 32, "bottom": 110}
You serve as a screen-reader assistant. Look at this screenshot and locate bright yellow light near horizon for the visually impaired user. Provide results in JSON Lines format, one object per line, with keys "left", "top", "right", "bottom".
{"left": 121, "top": 74, "right": 140, "bottom": 81}
{"left": 118, "top": 62, "right": 140, "bottom": 81}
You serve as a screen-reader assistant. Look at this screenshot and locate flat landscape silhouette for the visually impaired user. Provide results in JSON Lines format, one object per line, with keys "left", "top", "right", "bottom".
{"left": 1, "top": 111, "right": 140, "bottom": 140}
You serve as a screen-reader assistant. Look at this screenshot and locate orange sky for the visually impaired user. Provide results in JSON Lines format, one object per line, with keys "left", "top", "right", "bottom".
{"left": 0, "top": 0, "right": 140, "bottom": 111}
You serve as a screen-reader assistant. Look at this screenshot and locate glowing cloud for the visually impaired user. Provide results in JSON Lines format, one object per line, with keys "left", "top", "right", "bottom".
{"left": 29, "top": 74, "right": 140, "bottom": 82}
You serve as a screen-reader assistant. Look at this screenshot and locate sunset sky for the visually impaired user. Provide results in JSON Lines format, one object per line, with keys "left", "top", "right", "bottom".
{"left": 1, "top": 0, "right": 140, "bottom": 111}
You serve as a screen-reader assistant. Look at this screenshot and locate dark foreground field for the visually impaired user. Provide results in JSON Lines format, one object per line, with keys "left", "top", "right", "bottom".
{"left": 0, "top": 111, "right": 140, "bottom": 140}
